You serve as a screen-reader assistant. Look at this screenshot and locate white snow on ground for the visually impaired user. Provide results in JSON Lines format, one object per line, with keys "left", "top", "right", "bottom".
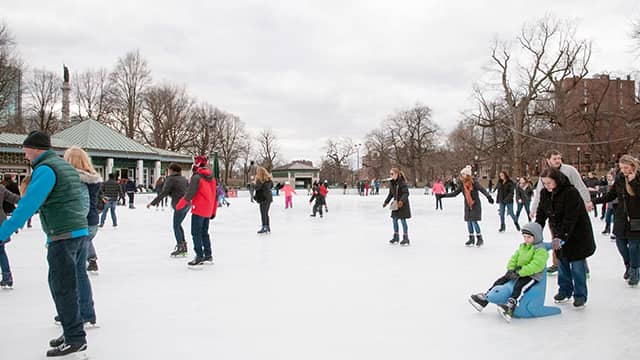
{"left": 1, "top": 189, "right": 639, "bottom": 359}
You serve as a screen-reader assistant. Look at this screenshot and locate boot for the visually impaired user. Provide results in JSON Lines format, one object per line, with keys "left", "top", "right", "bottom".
{"left": 497, "top": 298, "right": 517, "bottom": 323}
{"left": 170, "top": 242, "right": 188, "bottom": 257}
{"left": 87, "top": 259, "right": 99, "bottom": 272}
{"left": 400, "top": 234, "right": 410, "bottom": 246}
{"left": 602, "top": 226, "right": 610, "bottom": 235}
{"left": 469, "top": 293, "right": 488, "bottom": 312}
{"left": 498, "top": 224, "right": 506, "bottom": 233}
{"left": 475, "top": 234, "right": 484, "bottom": 247}
{"left": 257, "top": 225, "right": 270, "bottom": 234}
{"left": 188, "top": 256, "right": 205, "bottom": 266}
{"left": 389, "top": 233, "right": 399, "bottom": 245}
{"left": 514, "top": 222, "right": 521, "bottom": 231}
{"left": 628, "top": 267, "right": 639, "bottom": 287}
{"left": 624, "top": 265, "right": 631, "bottom": 280}
{"left": 465, "top": 235, "right": 475, "bottom": 247}
{"left": 46, "top": 342, "right": 87, "bottom": 357}
{"left": 0, "top": 272, "right": 13, "bottom": 289}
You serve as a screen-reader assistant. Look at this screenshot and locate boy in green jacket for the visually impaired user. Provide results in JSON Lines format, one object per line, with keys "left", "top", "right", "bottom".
{"left": 469, "top": 222, "right": 549, "bottom": 322}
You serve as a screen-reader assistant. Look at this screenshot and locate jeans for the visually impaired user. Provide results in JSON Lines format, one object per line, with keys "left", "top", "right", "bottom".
{"left": 47, "top": 237, "right": 87, "bottom": 345}
{"left": 312, "top": 202, "right": 323, "bottom": 216}
{"left": 87, "top": 225, "right": 98, "bottom": 261}
{"left": 0, "top": 243, "right": 10, "bottom": 279}
{"left": 76, "top": 234, "right": 96, "bottom": 323}
{"left": 557, "top": 255, "right": 588, "bottom": 301}
{"left": 285, "top": 195, "right": 293, "bottom": 209}
{"left": 435, "top": 196, "right": 443, "bottom": 210}
{"left": 191, "top": 214, "right": 212, "bottom": 258}
{"left": 127, "top": 192, "right": 135, "bottom": 208}
{"left": 615, "top": 238, "right": 640, "bottom": 268}
{"left": 173, "top": 206, "right": 189, "bottom": 244}
{"left": 99, "top": 199, "right": 118, "bottom": 226}
{"left": 604, "top": 205, "right": 616, "bottom": 232}
{"left": 499, "top": 202, "right": 518, "bottom": 227}
{"left": 515, "top": 201, "right": 531, "bottom": 222}
{"left": 467, "top": 221, "right": 481, "bottom": 235}
{"left": 392, "top": 216, "right": 408, "bottom": 234}
{"left": 259, "top": 202, "right": 271, "bottom": 226}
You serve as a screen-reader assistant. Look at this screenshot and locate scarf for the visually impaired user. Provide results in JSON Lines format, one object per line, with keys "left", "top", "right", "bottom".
{"left": 463, "top": 179, "right": 475, "bottom": 209}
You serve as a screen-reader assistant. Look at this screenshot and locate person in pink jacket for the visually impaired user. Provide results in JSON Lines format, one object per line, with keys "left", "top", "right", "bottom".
{"left": 432, "top": 179, "right": 446, "bottom": 210}
{"left": 282, "top": 181, "right": 297, "bottom": 209}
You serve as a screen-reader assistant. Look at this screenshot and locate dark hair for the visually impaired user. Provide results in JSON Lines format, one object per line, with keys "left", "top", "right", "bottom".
{"left": 169, "top": 163, "right": 182, "bottom": 173}
{"left": 499, "top": 171, "right": 511, "bottom": 182}
{"left": 545, "top": 149, "right": 562, "bottom": 159}
{"left": 108, "top": 173, "right": 115, "bottom": 180}
{"left": 539, "top": 168, "right": 569, "bottom": 187}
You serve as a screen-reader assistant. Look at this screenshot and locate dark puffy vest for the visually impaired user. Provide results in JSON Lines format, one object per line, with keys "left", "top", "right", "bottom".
{"left": 32, "top": 150, "right": 88, "bottom": 239}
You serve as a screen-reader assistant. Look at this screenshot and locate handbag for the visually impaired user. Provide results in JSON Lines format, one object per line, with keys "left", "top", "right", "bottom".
{"left": 389, "top": 200, "right": 398, "bottom": 211}
{"left": 622, "top": 191, "right": 640, "bottom": 231}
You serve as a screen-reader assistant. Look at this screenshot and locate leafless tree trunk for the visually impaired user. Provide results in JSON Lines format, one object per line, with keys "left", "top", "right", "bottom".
{"left": 73, "top": 68, "right": 112, "bottom": 121}
{"left": 218, "top": 112, "right": 248, "bottom": 184}
{"left": 0, "top": 21, "right": 24, "bottom": 132}
{"left": 25, "top": 69, "right": 61, "bottom": 134}
{"left": 109, "top": 50, "right": 151, "bottom": 139}
{"left": 256, "top": 128, "right": 279, "bottom": 171}
{"left": 189, "top": 104, "right": 222, "bottom": 159}
{"left": 324, "top": 137, "right": 355, "bottom": 183}
{"left": 140, "top": 84, "right": 194, "bottom": 152}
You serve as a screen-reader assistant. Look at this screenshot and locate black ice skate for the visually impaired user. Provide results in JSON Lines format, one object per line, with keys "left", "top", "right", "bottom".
{"left": 257, "top": 226, "right": 271, "bottom": 234}
{"left": 475, "top": 235, "right": 484, "bottom": 247}
{"left": 573, "top": 297, "right": 586, "bottom": 309}
{"left": 547, "top": 265, "right": 558, "bottom": 275}
{"left": 202, "top": 255, "right": 214, "bottom": 265}
{"left": 465, "top": 235, "right": 475, "bottom": 247}
{"left": 400, "top": 234, "right": 410, "bottom": 246}
{"left": 170, "top": 242, "right": 188, "bottom": 257}
{"left": 389, "top": 234, "right": 399, "bottom": 245}
{"left": 497, "top": 298, "right": 517, "bottom": 323}
{"left": 87, "top": 259, "right": 99, "bottom": 274}
{"left": 0, "top": 273, "right": 13, "bottom": 289}
{"left": 187, "top": 256, "right": 205, "bottom": 269}
{"left": 553, "top": 293, "right": 571, "bottom": 303}
{"left": 49, "top": 334, "right": 64, "bottom": 348}
{"left": 628, "top": 267, "right": 639, "bottom": 287}
{"left": 46, "top": 342, "right": 88, "bottom": 358}
{"left": 468, "top": 293, "right": 488, "bottom": 312}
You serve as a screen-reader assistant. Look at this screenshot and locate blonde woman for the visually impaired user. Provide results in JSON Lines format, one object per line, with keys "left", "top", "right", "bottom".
{"left": 594, "top": 155, "right": 640, "bottom": 286}
{"left": 63, "top": 146, "right": 101, "bottom": 326}
{"left": 254, "top": 167, "right": 273, "bottom": 234}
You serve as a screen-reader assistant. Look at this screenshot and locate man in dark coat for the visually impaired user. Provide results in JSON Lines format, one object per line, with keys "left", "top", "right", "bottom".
{"left": 536, "top": 168, "right": 596, "bottom": 308}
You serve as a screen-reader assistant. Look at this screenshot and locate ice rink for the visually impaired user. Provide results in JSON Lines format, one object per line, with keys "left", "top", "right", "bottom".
{"left": 1, "top": 189, "right": 639, "bottom": 359}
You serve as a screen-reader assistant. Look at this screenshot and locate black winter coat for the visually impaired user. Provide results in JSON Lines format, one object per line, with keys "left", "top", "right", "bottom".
{"left": 594, "top": 172, "right": 640, "bottom": 239}
{"left": 536, "top": 179, "right": 596, "bottom": 262}
{"left": 150, "top": 174, "right": 188, "bottom": 209}
{"left": 516, "top": 185, "right": 533, "bottom": 204}
{"left": 2, "top": 179, "right": 19, "bottom": 214}
{"left": 384, "top": 177, "right": 411, "bottom": 219}
{"left": 496, "top": 180, "right": 515, "bottom": 204}
{"left": 441, "top": 180, "right": 492, "bottom": 221}
{"left": 254, "top": 180, "right": 273, "bottom": 204}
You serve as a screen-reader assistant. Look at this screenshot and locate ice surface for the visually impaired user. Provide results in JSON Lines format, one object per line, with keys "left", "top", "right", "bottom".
{"left": 1, "top": 189, "right": 639, "bottom": 359}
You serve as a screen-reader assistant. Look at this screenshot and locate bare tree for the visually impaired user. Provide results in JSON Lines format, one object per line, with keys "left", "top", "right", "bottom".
{"left": 140, "top": 84, "right": 194, "bottom": 152}
{"left": 25, "top": 69, "right": 61, "bottom": 134}
{"left": 323, "top": 137, "right": 355, "bottom": 183}
{"left": 189, "top": 103, "right": 222, "bottom": 159}
{"left": 363, "top": 129, "right": 392, "bottom": 180}
{"left": 0, "top": 21, "right": 24, "bottom": 132}
{"left": 217, "top": 112, "right": 249, "bottom": 184}
{"left": 73, "top": 68, "right": 112, "bottom": 121}
{"left": 256, "top": 128, "right": 279, "bottom": 171}
{"left": 109, "top": 50, "right": 151, "bottom": 138}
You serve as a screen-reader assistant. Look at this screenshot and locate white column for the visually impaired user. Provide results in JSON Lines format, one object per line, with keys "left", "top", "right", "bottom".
{"left": 105, "top": 158, "right": 114, "bottom": 177}
{"left": 136, "top": 160, "right": 144, "bottom": 186}
{"left": 154, "top": 161, "right": 161, "bottom": 184}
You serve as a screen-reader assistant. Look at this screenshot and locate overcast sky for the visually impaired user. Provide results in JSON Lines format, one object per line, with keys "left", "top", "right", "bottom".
{"left": 3, "top": 0, "right": 639, "bottom": 165}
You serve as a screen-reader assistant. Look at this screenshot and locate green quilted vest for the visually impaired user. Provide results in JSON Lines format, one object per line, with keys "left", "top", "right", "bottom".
{"left": 32, "top": 150, "right": 88, "bottom": 239}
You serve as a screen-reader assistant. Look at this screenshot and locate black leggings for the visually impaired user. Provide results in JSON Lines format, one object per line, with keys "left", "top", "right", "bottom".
{"left": 490, "top": 275, "right": 537, "bottom": 301}
{"left": 259, "top": 201, "right": 271, "bottom": 226}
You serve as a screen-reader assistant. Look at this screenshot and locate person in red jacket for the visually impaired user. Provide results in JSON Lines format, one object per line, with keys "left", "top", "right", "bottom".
{"left": 176, "top": 155, "right": 217, "bottom": 267}
{"left": 320, "top": 180, "right": 329, "bottom": 213}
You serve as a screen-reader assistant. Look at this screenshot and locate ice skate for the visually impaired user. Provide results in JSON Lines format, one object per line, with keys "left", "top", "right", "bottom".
{"left": 497, "top": 298, "right": 516, "bottom": 323}
{"left": 400, "top": 234, "right": 410, "bottom": 246}
{"left": 389, "top": 234, "right": 399, "bottom": 245}
{"left": 170, "top": 242, "right": 188, "bottom": 258}
{"left": 553, "top": 293, "right": 571, "bottom": 303}
{"left": 87, "top": 259, "right": 99, "bottom": 275}
{"left": 0, "top": 274, "right": 13, "bottom": 290}
{"left": 475, "top": 235, "right": 484, "bottom": 247}
{"left": 46, "top": 342, "right": 88, "bottom": 359}
{"left": 187, "top": 256, "right": 205, "bottom": 270}
{"left": 202, "top": 255, "right": 214, "bottom": 265}
{"left": 468, "top": 293, "right": 488, "bottom": 312}
{"left": 465, "top": 235, "right": 474, "bottom": 247}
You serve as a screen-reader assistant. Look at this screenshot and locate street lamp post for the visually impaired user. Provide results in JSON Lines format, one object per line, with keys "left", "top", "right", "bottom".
{"left": 577, "top": 146, "right": 581, "bottom": 174}
{"left": 535, "top": 159, "right": 539, "bottom": 176}
{"left": 355, "top": 143, "right": 362, "bottom": 176}
{"left": 474, "top": 155, "right": 479, "bottom": 176}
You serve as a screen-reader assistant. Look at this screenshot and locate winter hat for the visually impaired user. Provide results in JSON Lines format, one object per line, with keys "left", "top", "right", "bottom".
{"left": 22, "top": 130, "right": 51, "bottom": 150}
{"left": 285, "top": 181, "right": 290, "bottom": 185}
{"left": 460, "top": 165, "right": 473, "bottom": 177}
{"left": 194, "top": 155, "right": 208, "bottom": 167}
{"left": 521, "top": 222, "right": 544, "bottom": 245}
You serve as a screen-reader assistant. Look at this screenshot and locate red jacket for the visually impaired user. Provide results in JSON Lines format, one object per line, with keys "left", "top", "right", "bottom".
{"left": 319, "top": 184, "right": 329, "bottom": 196}
{"left": 176, "top": 167, "right": 218, "bottom": 218}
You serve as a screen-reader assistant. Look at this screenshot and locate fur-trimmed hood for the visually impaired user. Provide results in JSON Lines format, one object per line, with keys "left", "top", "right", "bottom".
{"left": 77, "top": 169, "right": 103, "bottom": 184}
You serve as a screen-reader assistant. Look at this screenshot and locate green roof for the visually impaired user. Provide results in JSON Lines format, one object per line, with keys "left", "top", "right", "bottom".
{"left": 0, "top": 133, "right": 73, "bottom": 151}
{"left": 56, "top": 119, "right": 155, "bottom": 155}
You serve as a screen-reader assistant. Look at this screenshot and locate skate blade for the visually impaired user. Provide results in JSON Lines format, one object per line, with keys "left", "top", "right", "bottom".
{"left": 170, "top": 254, "right": 188, "bottom": 258}
{"left": 468, "top": 299, "right": 484, "bottom": 312}
{"left": 497, "top": 307, "right": 512, "bottom": 323}
{"left": 1, "top": 286, "right": 14, "bottom": 290}
{"left": 553, "top": 298, "right": 570, "bottom": 304}
{"left": 84, "top": 323, "right": 101, "bottom": 330}
{"left": 88, "top": 271, "right": 99, "bottom": 276}
{"left": 187, "top": 265, "right": 205, "bottom": 270}
{"left": 547, "top": 273, "right": 558, "bottom": 276}
{"left": 50, "top": 351, "right": 89, "bottom": 360}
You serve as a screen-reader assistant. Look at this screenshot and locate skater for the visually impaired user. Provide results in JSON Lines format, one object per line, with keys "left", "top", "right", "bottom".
{"left": 248, "top": 182, "right": 255, "bottom": 203}
{"left": 63, "top": 146, "right": 100, "bottom": 325}
{"left": 593, "top": 155, "right": 640, "bottom": 286}
{"left": 536, "top": 168, "right": 596, "bottom": 308}
{"left": 469, "top": 222, "right": 549, "bottom": 322}
{"left": 282, "top": 181, "right": 296, "bottom": 209}
{"left": 487, "top": 178, "right": 494, "bottom": 193}
{"left": 382, "top": 167, "right": 411, "bottom": 246}
{"left": 439, "top": 165, "right": 494, "bottom": 247}
{"left": 343, "top": 182, "right": 348, "bottom": 195}
{"left": 217, "top": 183, "right": 230, "bottom": 207}
{"left": 0, "top": 182, "right": 19, "bottom": 289}
{"left": 364, "top": 180, "right": 370, "bottom": 196}
{"left": 124, "top": 175, "right": 136, "bottom": 208}
{"left": 515, "top": 177, "right": 533, "bottom": 223}
{"left": 600, "top": 172, "right": 617, "bottom": 237}
{"left": 1, "top": 174, "right": 19, "bottom": 216}
{"left": 153, "top": 176, "right": 168, "bottom": 209}
{"left": 176, "top": 156, "right": 217, "bottom": 266}
{"left": 320, "top": 180, "right": 329, "bottom": 212}
{"left": 432, "top": 178, "right": 445, "bottom": 210}
{"left": 254, "top": 166, "right": 273, "bottom": 234}
{"left": 309, "top": 182, "right": 325, "bottom": 218}
{"left": 584, "top": 172, "right": 600, "bottom": 218}
{"left": 0, "top": 131, "right": 90, "bottom": 357}
{"left": 375, "top": 178, "right": 380, "bottom": 195}
{"left": 496, "top": 171, "right": 520, "bottom": 232}
{"left": 147, "top": 163, "right": 189, "bottom": 257}
{"left": 530, "top": 149, "right": 592, "bottom": 275}
{"left": 99, "top": 173, "right": 122, "bottom": 227}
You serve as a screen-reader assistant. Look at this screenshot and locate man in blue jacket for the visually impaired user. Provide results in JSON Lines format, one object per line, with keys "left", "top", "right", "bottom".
{"left": 0, "top": 131, "right": 89, "bottom": 358}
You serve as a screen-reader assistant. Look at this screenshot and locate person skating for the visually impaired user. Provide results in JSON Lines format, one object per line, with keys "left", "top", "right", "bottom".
{"left": 593, "top": 155, "right": 640, "bottom": 286}
{"left": 0, "top": 131, "right": 90, "bottom": 357}
{"left": 469, "top": 222, "right": 549, "bottom": 322}
{"left": 309, "top": 182, "right": 325, "bottom": 218}
{"left": 99, "top": 173, "right": 122, "bottom": 228}
{"left": 254, "top": 167, "right": 273, "bottom": 234}
{"left": 282, "top": 181, "right": 296, "bottom": 209}
{"left": 432, "top": 178, "right": 445, "bottom": 210}
{"left": 536, "top": 168, "right": 596, "bottom": 308}
{"left": 496, "top": 171, "right": 520, "bottom": 232}
{"left": 382, "top": 167, "right": 411, "bottom": 246}
{"left": 600, "top": 172, "right": 617, "bottom": 237}
{"left": 439, "top": 165, "right": 494, "bottom": 247}
{"left": 147, "top": 163, "right": 190, "bottom": 257}
{"left": 0, "top": 183, "right": 19, "bottom": 289}
{"left": 515, "top": 177, "right": 533, "bottom": 223}
{"left": 176, "top": 156, "right": 217, "bottom": 267}
{"left": 320, "top": 180, "right": 329, "bottom": 212}
{"left": 124, "top": 175, "right": 136, "bottom": 209}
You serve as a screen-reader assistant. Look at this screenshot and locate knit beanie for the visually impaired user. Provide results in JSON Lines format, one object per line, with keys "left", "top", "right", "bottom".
{"left": 22, "top": 130, "right": 51, "bottom": 150}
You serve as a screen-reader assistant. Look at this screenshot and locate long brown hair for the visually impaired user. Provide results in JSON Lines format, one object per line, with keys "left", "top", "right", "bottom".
{"left": 619, "top": 154, "right": 640, "bottom": 196}
{"left": 390, "top": 167, "right": 406, "bottom": 181}
{"left": 255, "top": 166, "right": 272, "bottom": 183}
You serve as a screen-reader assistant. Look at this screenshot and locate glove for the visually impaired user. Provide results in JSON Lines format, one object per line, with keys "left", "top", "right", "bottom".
{"left": 382, "top": 202, "right": 387, "bottom": 208}
{"left": 505, "top": 269, "right": 519, "bottom": 281}
{"left": 488, "top": 196, "right": 495, "bottom": 204}
{"left": 397, "top": 200, "right": 404, "bottom": 208}
{"left": 210, "top": 214, "right": 216, "bottom": 220}
{"left": 552, "top": 237, "right": 564, "bottom": 250}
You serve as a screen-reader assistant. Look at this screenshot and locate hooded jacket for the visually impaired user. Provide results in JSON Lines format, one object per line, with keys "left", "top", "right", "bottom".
{"left": 593, "top": 171, "right": 640, "bottom": 239}
{"left": 176, "top": 167, "right": 217, "bottom": 218}
{"left": 77, "top": 170, "right": 103, "bottom": 227}
{"left": 507, "top": 222, "right": 549, "bottom": 281}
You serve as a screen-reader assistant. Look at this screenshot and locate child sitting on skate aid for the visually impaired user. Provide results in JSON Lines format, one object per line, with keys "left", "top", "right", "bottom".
{"left": 468, "top": 222, "right": 560, "bottom": 322}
